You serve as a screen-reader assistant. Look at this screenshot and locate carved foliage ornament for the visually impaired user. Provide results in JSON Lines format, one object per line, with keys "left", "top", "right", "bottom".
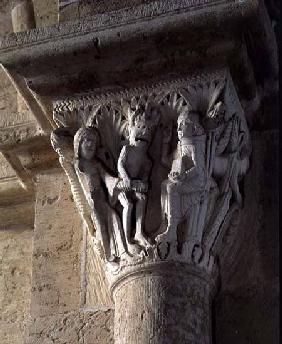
{"left": 51, "top": 70, "right": 251, "bottom": 275}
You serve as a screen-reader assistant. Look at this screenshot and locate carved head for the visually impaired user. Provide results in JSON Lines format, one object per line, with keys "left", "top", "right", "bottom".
{"left": 128, "top": 102, "right": 160, "bottom": 147}
{"left": 74, "top": 127, "right": 100, "bottom": 160}
{"left": 177, "top": 110, "right": 205, "bottom": 143}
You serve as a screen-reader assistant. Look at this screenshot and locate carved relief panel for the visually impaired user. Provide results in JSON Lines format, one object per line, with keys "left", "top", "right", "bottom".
{"left": 51, "top": 69, "right": 250, "bottom": 279}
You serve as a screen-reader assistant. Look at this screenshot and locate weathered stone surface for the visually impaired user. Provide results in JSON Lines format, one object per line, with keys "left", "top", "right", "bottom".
{"left": 0, "top": 228, "right": 33, "bottom": 344}
{"left": 59, "top": 0, "right": 164, "bottom": 22}
{"left": 83, "top": 228, "right": 112, "bottom": 308}
{"left": 112, "top": 263, "right": 214, "bottom": 344}
{"left": 0, "top": 68, "right": 35, "bottom": 128}
{"left": 33, "top": 0, "right": 58, "bottom": 28}
{"left": 0, "top": 0, "right": 13, "bottom": 37}
{"left": 30, "top": 170, "right": 82, "bottom": 317}
{"left": 26, "top": 309, "right": 114, "bottom": 344}
{"left": 11, "top": 1, "right": 36, "bottom": 33}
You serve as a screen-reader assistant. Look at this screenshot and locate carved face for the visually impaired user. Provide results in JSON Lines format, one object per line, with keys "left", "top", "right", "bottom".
{"left": 177, "top": 111, "right": 204, "bottom": 142}
{"left": 129, "top": 118, "right": 154, "bottom": 147}
{"left": 80, "top": 135, "right": 98, "bottom": 160}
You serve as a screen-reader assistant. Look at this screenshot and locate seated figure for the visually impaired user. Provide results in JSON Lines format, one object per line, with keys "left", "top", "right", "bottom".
{"left": 157, "top": 110, "right": 209, "bottom": 245}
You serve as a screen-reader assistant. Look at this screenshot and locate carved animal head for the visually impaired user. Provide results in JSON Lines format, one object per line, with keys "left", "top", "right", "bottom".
{"left": 128, "top": 102, "right": 160, "bottom": 147}
{"left": 74, "top": 127, "right": 100, "bottom": 160}
{"left": 177, "top": 109, "right": 205, "bottom": 143}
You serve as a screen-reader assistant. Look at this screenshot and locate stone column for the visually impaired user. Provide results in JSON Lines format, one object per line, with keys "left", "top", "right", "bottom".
{"left": 51, "top": 69, "right": 250, "bottom": 344}
{"left": 111, "top": 262, "right": 214, "bottom": 344}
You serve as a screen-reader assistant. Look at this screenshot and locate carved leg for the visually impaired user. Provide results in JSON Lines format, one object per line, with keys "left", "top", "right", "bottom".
{"left": 134, "top": 192, "right": 150, "bottom": 247}
{"left": 156, "top": 216, "right": 179, "bottom": 243}
{"left": 118, "top": 192, "right": 141, "bottom": 255}
{"left": 156, "top": 182, "right": 180, "bottom": 243}
{"left": 118, "top": 192, "right": 133, "bottom": 243}
{"left": 91, "top": 211, "right": 114, "bottom": 262}
{"left": 230, "top": 163, "right": 242, "bottom": 206}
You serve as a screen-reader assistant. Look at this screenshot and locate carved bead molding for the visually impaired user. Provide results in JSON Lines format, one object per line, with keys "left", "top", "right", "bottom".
{"left": 51, "top": 69, "right": 250, "bottom": 280}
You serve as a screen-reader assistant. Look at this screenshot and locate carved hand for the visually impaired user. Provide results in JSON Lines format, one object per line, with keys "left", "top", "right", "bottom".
{"left": 118, "top": 178, "right": 131, "bottom": 191}
{"left": 168, "top": 171, "right": 184, "bottom": 182}
{"left": 133, "top": 180, "right": 148, "bottom": 193}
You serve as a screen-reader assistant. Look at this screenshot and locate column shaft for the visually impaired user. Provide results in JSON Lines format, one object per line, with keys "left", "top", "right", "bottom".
{"left": 112, "top": 263, "right": 213, "bottom": 344}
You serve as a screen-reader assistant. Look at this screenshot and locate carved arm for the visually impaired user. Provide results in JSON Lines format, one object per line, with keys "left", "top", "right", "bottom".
{"left": 117, "top": 146, "right": 130, "bottom": 181}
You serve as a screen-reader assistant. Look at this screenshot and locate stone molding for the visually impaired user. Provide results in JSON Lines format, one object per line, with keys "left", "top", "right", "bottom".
{"left": 0, "top": 121, "right": 39, "bottom": 148}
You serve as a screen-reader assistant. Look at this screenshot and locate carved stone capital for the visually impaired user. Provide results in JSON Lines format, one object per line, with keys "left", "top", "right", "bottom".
{"left": 51, "top": 68, "right": 250, "bottom": 284}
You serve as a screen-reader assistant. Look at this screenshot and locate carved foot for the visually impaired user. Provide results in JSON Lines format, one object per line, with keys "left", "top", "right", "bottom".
{"left": 127, "top": 242, "right": 143, "bottom": 256}
{"left": 107, "top": 254, "right": 119, "bottom": 263}
{"left": 156, "top": 230, "right": 177, "bottom": 244}
{"left": 156, "top": 228, "right": 178, "bottom": 259}
{"left": 134, "top": 232, "right": 151, "bottom": 249}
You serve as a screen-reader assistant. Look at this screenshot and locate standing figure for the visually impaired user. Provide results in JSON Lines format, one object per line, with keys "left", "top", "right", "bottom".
{"left": 157, "top": 110, "right": 208, "bottom": 244}
{"left": 74, "top": 127, "right": 121, "bottom": 262}
{"left": 117, "top": 103, "right": 160, "bottom": 253}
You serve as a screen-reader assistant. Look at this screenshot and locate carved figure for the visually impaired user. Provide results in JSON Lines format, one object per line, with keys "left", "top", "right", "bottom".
{"left": 51, "top": 71, "right": 251, "bottom": 272}
{"left": 157, "top": 110, "right": 210, "bottom": 246}
{"left": 74, "top": 127, "right": 121, "bottom": 262}
{"left": 117, "top": 103, "right": 160, "bottom": 253}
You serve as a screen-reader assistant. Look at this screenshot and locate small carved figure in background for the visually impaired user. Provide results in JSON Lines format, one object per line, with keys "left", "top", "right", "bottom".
{"left": 74, "top": 127, "right": 120, "bottom": 262}
{"left": 117, "top": 103, "right": 160, "bottom": 253}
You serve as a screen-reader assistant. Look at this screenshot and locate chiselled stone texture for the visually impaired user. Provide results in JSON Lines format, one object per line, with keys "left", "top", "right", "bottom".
{"left": 26, "top": 309, "right": 114, "bottom": 344}
{"left": 113, "top": 263, "right": 213, "bottom": 344}
{"left": 59, "top": 0, "right": 173, "bottom": 22}
{"left": 0, "top": 228, "right": 33, "bottom": 344}
{"left": 30, "top": 170, "right": 83, "bottom": 317}
{"left": 83, "top": 228, "right": 112, "bottom": 308}
{"left": 29, "top": 169, "right": 111, "bottom": 316}
{"left": 11, "top": 1, "right": 36, "bottom": 33}
{"left": 26, "top": 169, "right": 114, "bottom": 343}
{"left": 33, "top": 0, "right": 59, "bottom": 28}
{"left": 0, "top": 69, "right": 35, "bottom": 128}
{"left": 0, "top": 0, "right": 13, "bottom": 36}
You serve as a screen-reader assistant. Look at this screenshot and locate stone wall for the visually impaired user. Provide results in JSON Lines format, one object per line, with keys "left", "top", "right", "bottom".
{"left": 0, "top": 228, "right": 33, "bottom": 344}
{"left": 26, "top": 170, "right": 113, "bottom": 344}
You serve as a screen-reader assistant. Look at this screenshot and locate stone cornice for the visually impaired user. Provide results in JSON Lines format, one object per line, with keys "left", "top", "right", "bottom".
{"left": 0, "top": 0, "right": 256, "bottom": 54}
{"left": 0, "top": 0, "right": 258, "bottom": 100}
